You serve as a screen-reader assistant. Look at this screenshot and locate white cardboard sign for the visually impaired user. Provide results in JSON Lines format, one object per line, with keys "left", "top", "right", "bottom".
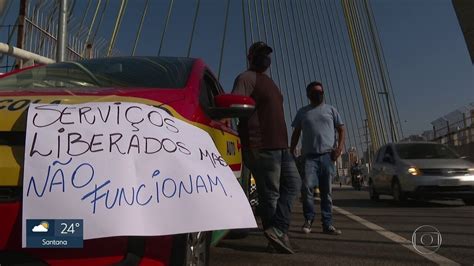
{"left": 22, "top": 102, "right": 256, "bottom": 246}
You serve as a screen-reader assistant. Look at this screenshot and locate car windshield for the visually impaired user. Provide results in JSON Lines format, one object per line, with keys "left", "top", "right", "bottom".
{"left": 395, "top": 143, "right": 460, "bottom": 159}
{"left": 0, "top": 57, "right": 194, "bottom": 91}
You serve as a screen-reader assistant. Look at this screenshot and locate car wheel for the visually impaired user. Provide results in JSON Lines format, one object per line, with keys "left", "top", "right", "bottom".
{"left": 392, "top": 179, "right": 406, "bottom": 202}
{"left": 170, "top": 231, "right": 211, "bottom": 266}
{"left": 463, "top": 198, "right": 474, "bottom": 206}
{"left": 369, "top": 180, "right": 379, "bottom": 201}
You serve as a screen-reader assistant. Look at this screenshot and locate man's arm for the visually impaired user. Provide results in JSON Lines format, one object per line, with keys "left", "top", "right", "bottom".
{"left": 332, "top": 125, "right": 345, "bottom": 160}
{"left": 290, "top": 126, "right": 302, "bottom": 157}
{"left": 231, "top": 72, "right": 255, "bottom": 96}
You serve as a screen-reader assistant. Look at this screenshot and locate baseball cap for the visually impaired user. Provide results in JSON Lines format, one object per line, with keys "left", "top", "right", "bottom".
{"left": 248, "top": 41, "right": 273, "bottom": 56}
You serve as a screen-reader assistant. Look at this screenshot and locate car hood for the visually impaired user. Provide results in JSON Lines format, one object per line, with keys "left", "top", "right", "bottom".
{"left": 401, "top": 159, "right": 474, "bottom": 169}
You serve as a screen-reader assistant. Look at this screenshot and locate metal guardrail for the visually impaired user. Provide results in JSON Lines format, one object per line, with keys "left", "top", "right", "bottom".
{"left": 430, "top": 114, "right": 474, "bottom": 160}
{"left": 431, "top": 114, "right": 473, "bottom": 146}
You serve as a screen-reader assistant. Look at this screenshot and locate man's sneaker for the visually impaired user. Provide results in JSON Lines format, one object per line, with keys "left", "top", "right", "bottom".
{"left": 265, "top": 242, "right": 277, "bottom": 253}
{"left": 263, "top": 227, "right": 295, "bottom": 254}
{"left": 323, "top": 225, "right": 342, "bottom": 235}
{"left": 302, "top": 220, "right": 313, "bottom": 234}
{"left": 283, "top": 234, "right": 300, "bottom": 253}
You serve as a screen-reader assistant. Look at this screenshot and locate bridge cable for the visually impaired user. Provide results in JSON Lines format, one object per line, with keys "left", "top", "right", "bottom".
{"left": 265, "top": 0, "right": 289, "bottom": 123}
{"left": 309, "top": 1, "right": 337, "bottom": 109}
{"left": 217, "top": 0, "right": 231, "bottom": 80}
{"left": 285, "top": 0, "right": 307, "bottom": 108}
{"left": 361, "top": 0, "right": 395, "bottom": 142}
{"left": 332, "top": 0, "right": 367, "bottom": 154}
{"left": 352, "top": 0, "right": 389, "bottom": 145}
{"left": 365, "top": 0, "right": 403, "bottom": 139}
{"left": 107, "top": 0, "right": 128, "bottom": 56}
{"left": 302, "top": 0, "right": 331, "bottom": 109}
{"left": 132, "top": 0, "right": 149, "bottom": 56}
{"left": 253, "top": 0, "right": 261, "bottom": 39}
{"left": 288, "top": 0, "right": 310, "bottom": 107}
{"left": 241, "top": 0, "right": 249, "bottom": 68}
{"left": 342, "top": 0, "right": 379, "bottom": 150}
{"left": 317, "top": 0, "right": 352, "bottom": 152}
{"left": 91, "top": 0, "right": 109, "bottom": 47}
{"left": 246, "top": 0, "right": 254, "bottom": 44}
{"left": 322, "top": 0, "right": 357, "bottom": 153}
{"left": 186, "top": 0, "right": 201, "bottom": 57}
{"left": 82, "top": 0, "right": 102, "bottom": 57}
{"left": 296, "top": 0, "right": 321, "bottom": 96}
{"left": 324, "top": 0, "right": 357, "bottom": 152}
{"left": 270, "top": 0, "right": 293, "bottom": 119}
{"left": 158, "top": 0, "right": 174, "bottom": 56}
{"left": 276, "top": 0, "right": 299, "bottom": 115}
{"left": 259, "top": 0, "right": 272, "bottom": 78}
{"left": 346, "top": 0, "right": 381, "bottom": 149}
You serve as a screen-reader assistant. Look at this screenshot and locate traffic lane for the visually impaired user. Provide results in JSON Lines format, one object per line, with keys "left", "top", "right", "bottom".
{"left": 211, "top": 199, "right": 433, "bottom": 266}
{"left": 332, "top": 187, "right": 474, "bottom": 265}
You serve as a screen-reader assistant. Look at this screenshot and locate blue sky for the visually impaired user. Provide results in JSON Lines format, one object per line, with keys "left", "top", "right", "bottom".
{"left": 1, "top": 0, "right": 472, "bottom": 138}
{"left": 371, "top": 0, "right": 473, "bottom": 135}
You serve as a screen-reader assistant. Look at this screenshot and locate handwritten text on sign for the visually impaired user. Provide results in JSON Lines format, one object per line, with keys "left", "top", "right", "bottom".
{"left": 22, "top": 102, "right": 256, "bottom": 246}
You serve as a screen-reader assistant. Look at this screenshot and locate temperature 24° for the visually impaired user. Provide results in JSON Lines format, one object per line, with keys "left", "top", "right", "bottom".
{"left": 60, "top": 222, "right": 81, "bottom": 235}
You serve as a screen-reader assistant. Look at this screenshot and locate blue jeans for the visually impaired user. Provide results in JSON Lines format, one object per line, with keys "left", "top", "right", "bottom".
{"left": 243, "top": 148, "right": 301, "bottom": 233}
{"left": 302, "top": 153, "right": 335, "bottom": 228}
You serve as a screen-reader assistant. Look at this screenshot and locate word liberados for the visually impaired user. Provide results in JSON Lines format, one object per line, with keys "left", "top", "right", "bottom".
{"left": 28, "top": 103, "right": 191, "bottom": 158}
{"left": 26, "top": 158, "right": 230, "bottom": 214}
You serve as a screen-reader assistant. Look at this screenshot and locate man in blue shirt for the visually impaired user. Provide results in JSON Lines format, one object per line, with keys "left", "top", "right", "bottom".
{"left": 290, "top": 81, "right": 345, "bottom": 235}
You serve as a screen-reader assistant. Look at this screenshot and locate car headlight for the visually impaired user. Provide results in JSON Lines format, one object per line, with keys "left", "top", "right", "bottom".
{"left": 408, "top": 167, "right": 421, "bottom": 176}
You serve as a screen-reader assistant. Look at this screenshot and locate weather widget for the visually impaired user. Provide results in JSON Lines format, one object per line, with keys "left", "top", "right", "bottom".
{"left": 26, "top": 219, "right": 83, "bottom": 248}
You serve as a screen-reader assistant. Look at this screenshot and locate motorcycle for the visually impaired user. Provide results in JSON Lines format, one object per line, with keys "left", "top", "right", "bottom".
{"left": 354, "top": 174, "right": 363, "bottom": 191}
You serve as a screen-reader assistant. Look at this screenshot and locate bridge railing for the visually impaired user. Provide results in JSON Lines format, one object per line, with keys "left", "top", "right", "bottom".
{"left": 431, "top": 113, "right": 474, "bottom": 160}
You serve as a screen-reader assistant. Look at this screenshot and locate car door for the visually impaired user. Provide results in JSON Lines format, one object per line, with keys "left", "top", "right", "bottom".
{"left": 371, "top": 146, "right": 385, "bottom": 192}
{"left": 199, "top": 70, "right": 242, "bottom": 178}
{"left": 380, "top": 145, "right": 397, "bottom": 192}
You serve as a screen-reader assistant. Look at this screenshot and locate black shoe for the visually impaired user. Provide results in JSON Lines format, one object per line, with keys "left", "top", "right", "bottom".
{"left": 301, "top": 220, "right": 313, "bottom": 234}
{"left": 265, "top": 242, "right": 277, "bottom": 253}
{"left": 323, "top": 225, "right": 342, "bottom": 235}
{"left": 264, "top": 227, "right": 295, "bottom": 254}
{"left": 283, "top": 234, "right": 300, "bottom": 253}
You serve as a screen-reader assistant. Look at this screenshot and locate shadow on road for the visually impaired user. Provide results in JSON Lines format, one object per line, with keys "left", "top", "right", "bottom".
{"left": 333, "top": 198, "right": 465, "bottom": 209}
{"left": 215, "top": 241, "right": 268, "bottom": 254}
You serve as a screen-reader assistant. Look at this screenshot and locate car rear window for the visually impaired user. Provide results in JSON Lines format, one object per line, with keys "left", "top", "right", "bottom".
{"left": 0, "top": 57, "right": 194, "bottom": 90}
{"left": 395, "top": 143, "right": 459, "bottom": 159}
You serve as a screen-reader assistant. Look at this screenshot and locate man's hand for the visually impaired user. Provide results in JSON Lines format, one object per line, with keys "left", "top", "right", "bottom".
{"left": 290, "top": 146, "right": 297, "bottom": 158}
{"left": 290, "top": 126, "right": 302, "bottom": 158}
{"left": 333, "top": 125, "right": 345, "bottom": 161}
{"left": 331, "top": 147, "right": 343, "bottom": 161}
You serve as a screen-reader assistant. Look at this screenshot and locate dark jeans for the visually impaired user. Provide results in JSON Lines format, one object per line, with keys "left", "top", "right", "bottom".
{"left": 243, "top": 148, "right": 301, "bottom": 233}
{"left": 302, "top": 153, "right": 335, "bottom": 228}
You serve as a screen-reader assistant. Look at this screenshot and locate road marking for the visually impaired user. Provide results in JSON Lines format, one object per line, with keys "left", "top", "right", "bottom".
{"left": 333, "top": 205, "right": 460, "bottom": 266}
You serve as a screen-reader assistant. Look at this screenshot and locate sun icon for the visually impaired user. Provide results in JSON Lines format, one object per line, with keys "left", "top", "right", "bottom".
{"left": 40, "top": 221, "right": 49, "bottom": 229}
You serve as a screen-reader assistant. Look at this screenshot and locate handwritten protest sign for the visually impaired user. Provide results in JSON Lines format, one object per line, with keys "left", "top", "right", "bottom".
{"left": 22, "top": 102, "right": 257, "bottom": 246}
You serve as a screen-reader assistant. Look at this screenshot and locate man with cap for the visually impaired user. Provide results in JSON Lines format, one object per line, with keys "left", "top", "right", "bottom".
{"left": 290, "top": 81, "right": 345, "bottom": 235}
{"left": 232, "top": 41, "right": 301, "bottom": 254}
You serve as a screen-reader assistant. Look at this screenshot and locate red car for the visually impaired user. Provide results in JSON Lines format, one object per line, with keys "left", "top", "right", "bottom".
{"left": 0, "top": 57, "right": 254, "bottom": 265}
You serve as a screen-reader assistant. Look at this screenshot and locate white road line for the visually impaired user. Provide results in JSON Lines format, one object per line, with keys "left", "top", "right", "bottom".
{"left": 333, "top": 205, "right": 460, "bottom": 266}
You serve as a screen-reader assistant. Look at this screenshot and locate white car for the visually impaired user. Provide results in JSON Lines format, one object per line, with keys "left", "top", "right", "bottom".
{"left": 369, "top": 142, "right": 474, "bottom": 205}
